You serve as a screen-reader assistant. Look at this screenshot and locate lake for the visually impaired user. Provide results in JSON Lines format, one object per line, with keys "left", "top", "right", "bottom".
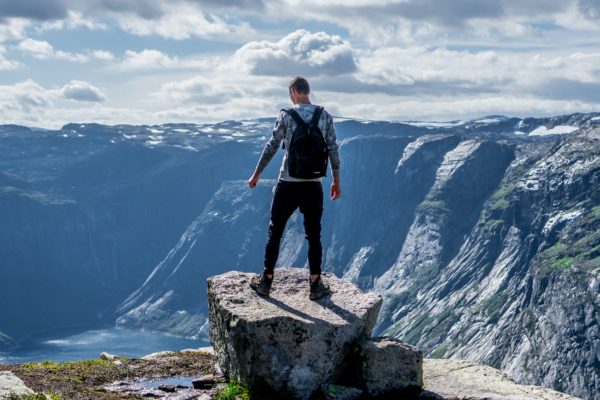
{"left": 0, "top": 326, "right": 209, "bottom": 364}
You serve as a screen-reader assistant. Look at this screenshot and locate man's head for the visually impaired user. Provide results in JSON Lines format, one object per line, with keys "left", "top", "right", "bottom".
{"left": 288, "top": 76, "right": 310, "bottom": 105}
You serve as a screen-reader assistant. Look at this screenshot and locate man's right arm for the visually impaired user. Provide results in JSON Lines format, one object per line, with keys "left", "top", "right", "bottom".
{"left": 248, "top": 111, "right": 286, "bottom": 188}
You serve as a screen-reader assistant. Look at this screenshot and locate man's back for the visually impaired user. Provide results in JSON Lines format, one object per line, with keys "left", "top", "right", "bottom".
{"left": 256, "top": 103, "right": 340, "bottom": 183}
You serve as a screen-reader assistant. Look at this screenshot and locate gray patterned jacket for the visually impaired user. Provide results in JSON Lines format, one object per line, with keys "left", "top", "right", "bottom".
{"left": 254, "top": 103, "right": 340, "bottom": 182}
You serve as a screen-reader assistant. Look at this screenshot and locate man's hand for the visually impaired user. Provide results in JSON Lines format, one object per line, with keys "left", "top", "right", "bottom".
{"left": 330, "top": 181, "right": 341, "bottom": 200}
{"left": 248, "top": 171, "right": 260, "bottom": 188}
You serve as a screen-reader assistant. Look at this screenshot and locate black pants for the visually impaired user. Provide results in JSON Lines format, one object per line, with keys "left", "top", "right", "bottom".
{"left": 264, "top": 180, "right": 323, "bottom": 276}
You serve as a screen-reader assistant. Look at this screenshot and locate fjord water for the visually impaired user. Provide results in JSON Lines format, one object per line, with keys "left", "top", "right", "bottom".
{"left": 0, "top": 326, "right": 207, "bottom": 364}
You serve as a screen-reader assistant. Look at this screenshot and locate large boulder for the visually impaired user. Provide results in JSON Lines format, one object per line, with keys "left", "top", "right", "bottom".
{"left": 347, "top": 337, "right": 423, "bottom": 397}
{"left": 207, "top": 267, "right": 382, "bottom": 400}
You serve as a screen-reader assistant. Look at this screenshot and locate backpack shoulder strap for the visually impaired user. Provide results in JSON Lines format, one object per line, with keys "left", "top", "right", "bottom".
{"left": 310, "top": 106, "right": 324, "bottom": 128}
{"left": 281, "top": 108, "right": 305, "bottom": 129}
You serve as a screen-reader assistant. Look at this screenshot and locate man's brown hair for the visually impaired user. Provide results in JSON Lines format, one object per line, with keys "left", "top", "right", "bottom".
{"left": 289, "top": 76, "right": 310, "bottom": 94}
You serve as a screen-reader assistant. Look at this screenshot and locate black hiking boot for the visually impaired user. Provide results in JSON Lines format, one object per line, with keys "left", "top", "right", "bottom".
{"left": 309, "top": 276, "right": 331, "bottom": 300}
{"left": 249, "top": 273, "right": 273, "bottom": 296}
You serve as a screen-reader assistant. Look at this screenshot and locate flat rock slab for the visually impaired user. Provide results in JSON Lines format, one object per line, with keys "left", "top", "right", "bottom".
{"left": 423, "top": 359, "right": 581, "bottom": 400}
{"left": 351, "top": 337, "right": 423, "bottom": 396}
{"left": 208, "top": 267, "right": 382, "bottom": 400}
{"left": 0, "top": 371, "right": 35, "bottom": 397}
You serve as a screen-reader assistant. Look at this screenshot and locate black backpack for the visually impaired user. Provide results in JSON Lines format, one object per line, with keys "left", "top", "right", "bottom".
{"left": 281, "top": 106, "right": 329, "bottom": 179}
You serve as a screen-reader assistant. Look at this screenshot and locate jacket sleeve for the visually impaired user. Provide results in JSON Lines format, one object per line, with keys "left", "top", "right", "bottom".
{"left": 325, "top": 112, "right": 340, "bottom": 177}
{"left": 255, "top": 111, "right": 286, "bottom": 174}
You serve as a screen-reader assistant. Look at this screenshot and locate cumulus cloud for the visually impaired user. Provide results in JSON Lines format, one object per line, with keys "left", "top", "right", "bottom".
{"left": 37, "top": 10, "right": 108, "bottom": 31}
{"left": 1, "top": 1, "right": 255, "bottom": 41}
{"left": 154, "top": 76, "right": 245, "bottom": 104}
{"left": 0, "top": 18, "right": 29, "bottom": 43}
{"left": 61, "top": 80, "right": 106, "bottom": 102}
{"left": 119, "top": 49, "right": 180, "bottom": 70}
{"left": 235, "top": 30, "right": 357, "bottom": 76}
{"left": 91, "top": 50, "right": 114, "bottom": 61}
{"left": 0, "top": 79, "right": 54, "bottom": 115}
{"left": 112, "top": 2, "right": 255, "bottom": 40}
{"left": 17, "top": 38, "right": 89, "bottom": 62}
{"left": 113, "top": 49, "right": 212, "bottom": 71}
{"left": 0, "top": 45, "right": 20, "bottom": 70}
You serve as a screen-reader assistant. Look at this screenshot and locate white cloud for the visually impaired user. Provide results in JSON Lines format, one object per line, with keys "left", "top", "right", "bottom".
{"left": 0, "top": 79, "right": 55, "bottom": 116}
{"left": 117, "top": 49, "right": 182, "bottom": 70}
{"left": 0, "top": 18, "right": 30, "bottom": 43}
{"left": 154, "top": 75, "right": 244, "bottom": 104}
{"left": 111, "top": 2, "right": 255, "bottom": 40}
{"left": 17, "top": 38, "right": 89, "bottom": 62}
{"left": 91, "top": 50, "right": 114, "bottom": 61}
{"left": 235, "top": 30, "right": 357, "bottom": 76}
{"left": 61, "top": 80, "right": 106, "bottom": 102}
{"left": 113, "top": 49, "right": 213, "bottom": 71}
{"left": 0, "top": 44, "right": 20, "bottom": 70}
{"left": 37, "top": 10, "right": 108, "bottom": 32}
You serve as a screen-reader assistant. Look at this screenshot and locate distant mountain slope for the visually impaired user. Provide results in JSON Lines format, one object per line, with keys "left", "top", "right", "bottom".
{"left": 1, "top": 113, "right": 599, "bottom": 398}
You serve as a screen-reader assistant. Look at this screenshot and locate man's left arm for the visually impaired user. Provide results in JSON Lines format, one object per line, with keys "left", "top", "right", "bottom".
{"left": 325, "top": 112, "right": 341, "bottom": 200}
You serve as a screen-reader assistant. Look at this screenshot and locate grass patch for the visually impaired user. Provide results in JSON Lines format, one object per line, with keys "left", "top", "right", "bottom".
{"left": 1, "top": 351, "right": 217, "bottom": 400}
{"left": 589, "top": 205, "right": 600, "bottom": 219}
{"left": 481, "top": 218, "right": 504, "bottom": 232}
{"left": 482, "top": 292, "right": 508, "bottom": 324}
{"left": 429, "top": 344, "right": 448, "bottom": 359}
{"left": 7, "top": 394, "right": 62, "bottom": 400}
{"left": 419, "top": 200, "right": 448, "bottom": 213}
{"left": 488, "top": 183, "right": 515, "bottom": 211}
{"left": 214, "top": 381, "right": 250, "bottom": 400}
{"left": 550, "top": 256, "right": 575, "bottom": 270}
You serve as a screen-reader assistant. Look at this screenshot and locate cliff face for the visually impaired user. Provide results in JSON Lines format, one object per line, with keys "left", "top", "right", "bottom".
{"left": 376, "top": 129, "right": 600, "bottom": 399}
{"left": 1, "top": 115, "right": 599, "bottom": 399}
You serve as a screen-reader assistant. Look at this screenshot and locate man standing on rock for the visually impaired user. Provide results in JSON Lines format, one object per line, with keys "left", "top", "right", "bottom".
{"left": 247, "top": 76, "right": 341, "bottom": 300}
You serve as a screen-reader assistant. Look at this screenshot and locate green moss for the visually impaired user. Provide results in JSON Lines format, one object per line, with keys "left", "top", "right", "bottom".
{"left": 403, "top": 309, "right": 453, "bottom": 345}
{"left": 21, "top": 359, "right": 113, "bottom": 371}
{"left": 7, "top": 394, "right": 62, "bottom": 400}
{"left": 419, "top": 200, "right": 448, "bottom": 213}
{"left": 403, "top": 314, "right": 430, "bottom": 345}
{"left": 589, "top": 205, "right": 600, "bottom": 219}
{"left": 481, "top": 218, "right": 504, "bottom": 231}
{"left": 482, "top": 292, "right": 508, "bottom": 323}
{"left": 430, "top": 344, "right": 448, "bottom": 359}
{"left": 327, "top": 385, "right": 344, "bottom": 394}
{"left": 550, "top": 256, "right": 575, "bottom": 270}
{"left": 540, "top": 242, "right": 567, "bottom": 258}
{"left": 214, "top": 381, "right": 250, "bottom": 400}
{"left": 488, "top": 183, "right": 515, "bottom": 210}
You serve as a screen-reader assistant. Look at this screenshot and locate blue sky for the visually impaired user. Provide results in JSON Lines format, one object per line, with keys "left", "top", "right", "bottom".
{"left": 1, "top": 0, "right": 600, "bottom": 128}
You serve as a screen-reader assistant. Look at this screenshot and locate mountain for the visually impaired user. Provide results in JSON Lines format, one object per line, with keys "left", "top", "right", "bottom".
{"left": 1, "top": 113, "right": 599, "bottom": 398}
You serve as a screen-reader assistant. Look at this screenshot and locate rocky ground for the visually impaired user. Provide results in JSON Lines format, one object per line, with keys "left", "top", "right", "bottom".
{"left": 0, "top": 350, "right": 580, "bottom": 400}
{"left": 0, "top": 349, "right": 222, "bottom": 399}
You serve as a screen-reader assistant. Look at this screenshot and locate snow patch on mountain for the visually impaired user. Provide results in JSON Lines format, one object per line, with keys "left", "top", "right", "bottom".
{"left": 529, "top": 125, "right": 579, "bottom": 136}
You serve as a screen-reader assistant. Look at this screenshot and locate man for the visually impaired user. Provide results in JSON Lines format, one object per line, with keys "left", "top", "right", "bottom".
{"left": 247, "top": 76, "right": 341, "bottom": 300}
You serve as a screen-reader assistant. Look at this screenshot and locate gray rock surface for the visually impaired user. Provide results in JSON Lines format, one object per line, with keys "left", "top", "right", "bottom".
{"left": 0, "top": 371, "right": 34, "bottom": 398}
{"left": 207, "top": 267, "right": 382, "bottom": 400}
{"left": 350, "top": 336, "right": 423, "bottom": 396}
{"left": 422, "top": 358, "right": 581, "bottom": 400}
